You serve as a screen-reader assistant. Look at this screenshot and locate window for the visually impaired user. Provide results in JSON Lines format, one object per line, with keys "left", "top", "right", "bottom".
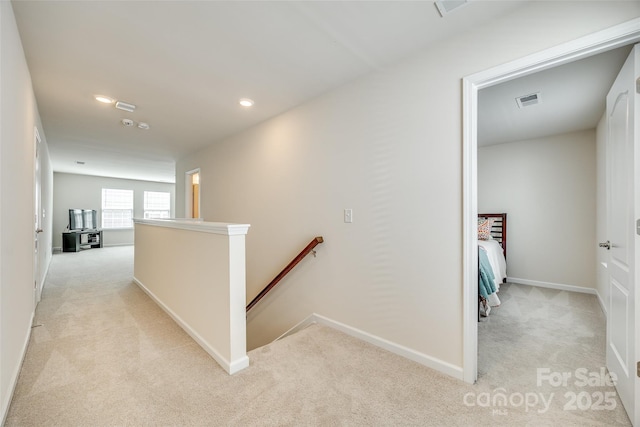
{"left": 144, "top": 191, "right": 171, "bottom": 219}
{"left": 102, "top": 188, "right": 134, "bottom": 229}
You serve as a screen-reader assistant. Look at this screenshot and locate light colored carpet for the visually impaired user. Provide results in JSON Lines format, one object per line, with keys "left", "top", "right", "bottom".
{"left": 5, "top": 246, "right": 631, "bottom": 426}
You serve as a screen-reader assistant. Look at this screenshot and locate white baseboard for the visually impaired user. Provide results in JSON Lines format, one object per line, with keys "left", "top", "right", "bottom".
{"left": 304, "top": 313, "right": 464, "bottom": 381}
{"left": 36, "top": 258, "right": 52, "bottom": 304}
{"left": 275, "top": 314, "right": 318, "bottom": 341}
{"left": 228, "top": 356, "right": 250, "bottom": 374}
{"left": 133, "top": 277, "right": 249, "bottom": 375}
{"left": 52, "top": 244, "right": 132, "bottom": 252}
{"left": 508, "top": 277, "right": 597, "bottom": 295}
{"left": 41, "top": 257, "right": 51, "bottom": 286}
{"left": 2, "top": 312, "right": 35, "bottom": 425}
{"left": 595, "top": 289, "right": 607, "bottom": 317}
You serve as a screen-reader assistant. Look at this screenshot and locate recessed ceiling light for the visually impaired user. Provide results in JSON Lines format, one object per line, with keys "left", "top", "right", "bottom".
{"left": 239, "top": 98, "right": 254, "bottom": 107}
{"left": 95, "top": 95, "right": 114, "bottom": 104}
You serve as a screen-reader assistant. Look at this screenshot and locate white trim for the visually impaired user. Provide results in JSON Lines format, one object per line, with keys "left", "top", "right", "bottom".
{"left": 310, "top": 313, "right": 463, "bottom": 380}
{"left": 508, "top": 277, "right": 597, "bottom": 295}
{"left": 462, "top": 18, "right": 640, "bottom": 385}
{"left": 596, "top": 289, "right": 607, "bottom": 317}
{"left": 275, "top": 314, "right": 318, "bottom": 341}
{"left": 36, "top": 257, "right": 51, "bottom": 303}
{"left": 468, "top": 18, "right": 640, "bottom": 89}
{"left": 228, "top": 355, "right": 250, "bottom": 374}
{"left": 1, "top": 312, "right": 34, "bottom": 425}
{"left": 133, "top": 277, "right": 249, "bottom": 375}
{"left": 33, "top": 126, "right": 42, "bottom": 307}
{"left": 102, "top": 243, "right": 135, "bottom": 248}
{"left": 185, "top": 168, "right": 201, "bottom": 219}
{"left": 133, "top": 218, "right": 250, "bottom": 236}
{"left": 53, "top": 244, "right": 133, "bottom": 251}
{"left": 462, "top": 76, "right": 479, "bottom": 385}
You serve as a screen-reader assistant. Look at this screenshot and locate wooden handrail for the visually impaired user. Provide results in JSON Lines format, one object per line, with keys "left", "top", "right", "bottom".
{"left": 246, "top": 236, "right": 324, "bottom": 313}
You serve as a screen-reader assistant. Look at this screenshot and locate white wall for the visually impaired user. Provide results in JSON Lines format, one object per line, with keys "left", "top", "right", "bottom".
{"left": 1, "top": 1, "right": 54, "bottom": 421}
{"left": 478, "top": 130, "right": 597, "bottom": 290}
{"left": 52, "top": 173, "right": 175, "bottom": 249}
{"left": 175, "top": 3, "right": 640, "bottom": 375}
{"left": 133, "top": 220, "right": 249, "bottom": 374}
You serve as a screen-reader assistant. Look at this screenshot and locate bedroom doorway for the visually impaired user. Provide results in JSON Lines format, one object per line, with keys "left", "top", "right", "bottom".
{"left": 462, "top": 19, "right": 640, "bottom": 389}
{"left": 185, "top": 168, "right": 201, "bottom": 219}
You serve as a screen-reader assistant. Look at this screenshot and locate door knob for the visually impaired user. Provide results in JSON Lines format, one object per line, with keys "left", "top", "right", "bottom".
{"left": 599, "top": 240, "right": 611, "bottom": 250}
{"left": 35, "top": 228, "right": 43, "bottom": 233}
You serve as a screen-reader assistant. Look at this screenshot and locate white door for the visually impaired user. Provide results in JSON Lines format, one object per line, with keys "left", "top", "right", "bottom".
{"left": 606, "top": 43, "right": 640, "bottom": 425}
{"left": 33, "top": 128, "right": 42, "bottom": 305}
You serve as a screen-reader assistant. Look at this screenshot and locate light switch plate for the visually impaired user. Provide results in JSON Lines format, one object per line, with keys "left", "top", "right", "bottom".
{"left": 344, "top": 209, "right": 353, "bottom": 223}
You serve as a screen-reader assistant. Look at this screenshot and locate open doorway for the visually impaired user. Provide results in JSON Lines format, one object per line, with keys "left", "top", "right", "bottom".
{"left": 185, "top": 168, "right": 201, "bottom": 219}
{"left": 474, "top": 44, "right": 633, "bottom": 378}
{"left": 462, "top": 20, "right": 640, "bottom": 385}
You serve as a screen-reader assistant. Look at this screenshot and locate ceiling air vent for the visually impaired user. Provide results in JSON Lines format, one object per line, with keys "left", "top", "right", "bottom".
{"left": 516, "top": 92, "right": 541, "bottom": 108}
{"left": 115, "top": 101, "right": 136, "bottom": 113}
{"left": 434, "top": 0, "right": 468, "bottom": 17}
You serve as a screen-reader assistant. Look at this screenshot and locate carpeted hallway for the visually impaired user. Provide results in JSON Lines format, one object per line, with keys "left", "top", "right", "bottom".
{"left": 5, "top": 246, "right": 631, "bottom": 426}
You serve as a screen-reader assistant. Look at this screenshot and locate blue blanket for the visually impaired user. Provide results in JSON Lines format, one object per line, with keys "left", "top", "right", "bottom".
{"left": 479, "top": 247, "right": 496, "bottom": 299}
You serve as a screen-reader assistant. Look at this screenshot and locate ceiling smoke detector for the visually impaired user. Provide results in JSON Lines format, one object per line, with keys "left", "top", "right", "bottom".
{"left": 516, "top": 92, "right": 542, "bottom": 108}
{"left": 121, "top": 118, "right": 134, "bottom": 127}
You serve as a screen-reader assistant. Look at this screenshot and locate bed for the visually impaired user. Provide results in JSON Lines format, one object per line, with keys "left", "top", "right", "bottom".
{"left": 478, "top": 213, "right": 507, "bottom": 317}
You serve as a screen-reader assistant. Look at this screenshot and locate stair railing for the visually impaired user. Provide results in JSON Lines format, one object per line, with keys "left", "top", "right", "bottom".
{"left": 246, "top": 236, "right": 324, "bottom": 313}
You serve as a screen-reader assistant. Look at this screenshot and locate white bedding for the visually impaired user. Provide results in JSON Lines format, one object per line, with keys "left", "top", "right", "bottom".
{"left": 478, "top": 239, "right": 507, "bottom": 287}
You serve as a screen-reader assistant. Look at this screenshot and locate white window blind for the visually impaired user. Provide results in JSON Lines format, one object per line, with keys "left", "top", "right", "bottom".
{"left": 144, "top": 191, "right": 171, "bottom": 219}
{"left": 102, "top": 188, "right": 134, "bottom": 228}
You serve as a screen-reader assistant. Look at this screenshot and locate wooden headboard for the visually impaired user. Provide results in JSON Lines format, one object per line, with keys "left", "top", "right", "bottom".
{"left": 478, "top": 213, "right": 507, "bottom": 260}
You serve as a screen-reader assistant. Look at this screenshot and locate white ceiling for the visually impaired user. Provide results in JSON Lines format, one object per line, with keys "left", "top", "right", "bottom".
{"left": 478, "top": 45, "right": 632, "bottom": 146}
{"left": 11, "top": 1, "right": 628, "bottom": 183}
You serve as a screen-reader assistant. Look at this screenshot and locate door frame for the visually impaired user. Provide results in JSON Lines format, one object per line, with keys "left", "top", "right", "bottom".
{"left": 185, "top": 168, "right": 201, "bottom": 219}
{"left": 33, "top": 126, "right": 42, "bottom": 305}
{"left": 462, "top": 18, "right": 640, "bottom": 384}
